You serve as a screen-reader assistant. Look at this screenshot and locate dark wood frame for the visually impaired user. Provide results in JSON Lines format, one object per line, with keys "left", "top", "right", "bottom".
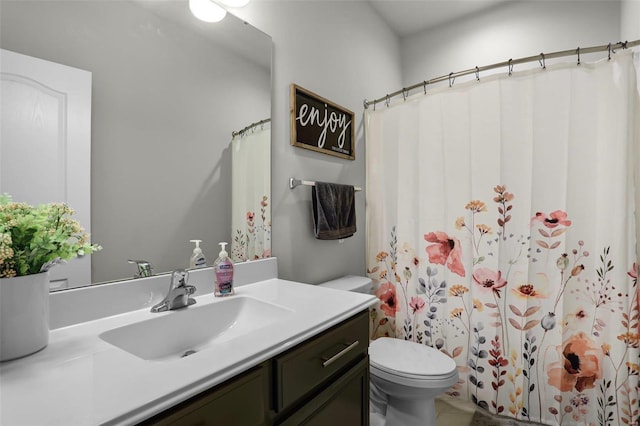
{"left": 290, "top": 84, "right": 355, "bottom": 160}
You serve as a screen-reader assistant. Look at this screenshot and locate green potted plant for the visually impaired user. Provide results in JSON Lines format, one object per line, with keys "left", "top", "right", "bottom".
{"left": 0, "top": 194, "right": 101, "bottom": 361}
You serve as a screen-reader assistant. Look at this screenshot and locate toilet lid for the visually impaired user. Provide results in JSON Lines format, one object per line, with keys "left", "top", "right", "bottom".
{"left": 369, "top": 337, "right": 457, "bottom": 380}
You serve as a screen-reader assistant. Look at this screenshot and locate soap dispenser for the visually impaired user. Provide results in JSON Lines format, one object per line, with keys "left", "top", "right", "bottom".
{"left": 214, "top": 242, "right": 234, "bottom": 297}
{"left": 189, "top": 239, "right": 207, "bottom": 269}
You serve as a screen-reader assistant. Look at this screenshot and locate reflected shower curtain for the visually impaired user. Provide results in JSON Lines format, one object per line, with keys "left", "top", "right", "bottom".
{"left": 365, "top": 52, "right": 639, "bottom": 425}
{"left": 231, "top": 122, "right": 271, "bottom": 262}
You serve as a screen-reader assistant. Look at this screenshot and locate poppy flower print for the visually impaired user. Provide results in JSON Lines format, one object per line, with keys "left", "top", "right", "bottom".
{"left": 547, "top": 332, "right": 601, "bottom": 392}
{"left": 375, "top": 282, "right": 400, "bottom": 317}
{"left": 424, "top": 231, "right": 466, "bottom": 277}
{"left": 472, "top": 267, "right": 507, "bottom": 294}
{"left": 531, "top": 210, "right": 572, "bottom": 229}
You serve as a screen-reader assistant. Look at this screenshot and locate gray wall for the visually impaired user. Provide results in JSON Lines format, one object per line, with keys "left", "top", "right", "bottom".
{"left": 1, "top": 1, "right": 271, "bottom": 284}
{"left": 234, "top": 1, "right": 403, "bottom": 284}
{"left": 400, "top": 1, "right": 622, "bottom": 87}
{"left": 621, "top": 0, "right": 640, "bottom": 41}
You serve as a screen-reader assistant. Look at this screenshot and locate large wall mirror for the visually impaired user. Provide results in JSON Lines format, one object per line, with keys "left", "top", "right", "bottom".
{"left": 0, "top": 0, "right": 271, "bottom": 290}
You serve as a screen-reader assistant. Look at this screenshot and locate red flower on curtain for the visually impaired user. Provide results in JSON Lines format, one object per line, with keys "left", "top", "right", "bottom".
{"left": 472, "top": 267, "right": 507, "bottom": 296}
{"left": 409, "top": 296, "right": 426, "bottom": 314}
{"left": 531, "top": 210, "right": 572, "bottom": 229}
{"left": 424, "top": 231, "right": 465, "bottom": 277}
{"left": 547, "top": 332, "right": 602, "bottom": 393}
{"left": 375, "top": 282, "right": 400, "bottom": 317}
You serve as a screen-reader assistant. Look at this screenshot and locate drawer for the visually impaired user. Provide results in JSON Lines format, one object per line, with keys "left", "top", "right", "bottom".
{"left": 274, "top": 310, "right": 369, "bottom": 412}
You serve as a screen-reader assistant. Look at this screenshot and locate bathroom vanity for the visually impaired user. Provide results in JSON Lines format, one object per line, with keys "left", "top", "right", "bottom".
{"left": 0, "top": 262, "right": 376, "bottom": 426}
{"left": 142, "top": 310, "right": 370, "bottom": 425}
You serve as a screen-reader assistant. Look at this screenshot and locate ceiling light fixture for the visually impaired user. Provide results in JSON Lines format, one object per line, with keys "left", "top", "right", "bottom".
{"left": 189, "top": 0, "right": 227, "bottom": 23}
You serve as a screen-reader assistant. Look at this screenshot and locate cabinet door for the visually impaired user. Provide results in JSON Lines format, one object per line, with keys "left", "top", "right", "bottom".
{"left": 141, "top": 363, "right": 269, "bottom": 426}
{"left": 279, "top": 356, "right": 370, "bottom": 426}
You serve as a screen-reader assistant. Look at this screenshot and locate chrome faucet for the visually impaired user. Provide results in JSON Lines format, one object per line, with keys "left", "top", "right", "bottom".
{"left": 128, "top": 259, "right": 153, "bottom": 278}
{"left": 151, "top": 269, "right": 196, "bottom": 312}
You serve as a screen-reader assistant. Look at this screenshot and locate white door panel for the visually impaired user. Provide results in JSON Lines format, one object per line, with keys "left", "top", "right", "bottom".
{"left": 1, "top": 49, "right": 92, "bottom": 289}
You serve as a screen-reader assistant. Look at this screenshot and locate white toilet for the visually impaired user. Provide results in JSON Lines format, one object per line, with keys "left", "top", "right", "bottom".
{"left": 319, "top": 276, "right": 459, "bottom": 426}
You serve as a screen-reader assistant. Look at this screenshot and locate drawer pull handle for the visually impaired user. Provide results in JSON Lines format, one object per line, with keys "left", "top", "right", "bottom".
{"left": 322, "top": 341, "right": 360, "bottom": 368}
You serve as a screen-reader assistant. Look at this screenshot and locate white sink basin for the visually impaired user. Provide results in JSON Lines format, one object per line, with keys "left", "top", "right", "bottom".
{"left": 99, "top": 296, "right": 294, "bottom": 361}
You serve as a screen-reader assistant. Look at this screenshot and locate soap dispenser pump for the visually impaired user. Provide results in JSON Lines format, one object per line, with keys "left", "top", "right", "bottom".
{"left": 189, "top": 239, "right": 207, "bottom": 269}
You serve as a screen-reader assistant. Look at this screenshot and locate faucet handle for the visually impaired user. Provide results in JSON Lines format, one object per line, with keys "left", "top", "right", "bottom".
{"left": 171, "top": 269, "right": 190, "bottom": 288}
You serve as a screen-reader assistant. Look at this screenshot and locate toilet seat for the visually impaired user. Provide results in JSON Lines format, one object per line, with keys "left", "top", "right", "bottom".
{"left": 369, "top": 337, "right": 458, "bottom": 387}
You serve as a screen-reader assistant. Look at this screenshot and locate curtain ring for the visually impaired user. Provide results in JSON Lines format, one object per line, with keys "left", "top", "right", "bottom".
{"left": 423, "top": 81, "right": 427, "bottom": 95}
{"left": 449, "top": 72, "right": 455, "bottom": 87}
{"left": 539, "top": 53, "right": 546, "bottom": 70}
{"left": 621, "top": 40, "right": 628, "bottom": 49}
{"left": 385, "top": 95, "right": 390, "bottom": 108}
{"left": 475, "top": 66, "right": 480, "bottom": 81}
{"left": 608, "top": 43, "right": 613, "bottom": 60}
{"left": 576, "top": 47, "right": 581, "bottom": 65}
{"left": 402, "top": 88, "right": 408, "bottom": 101}
{"left": 508, "top": 59, "right": 513, "bottom": 76}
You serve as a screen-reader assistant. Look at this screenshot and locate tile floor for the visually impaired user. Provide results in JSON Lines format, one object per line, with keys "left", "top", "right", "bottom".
{"left": 436, "top": 397, "right": 544, "bottom": 426}
{"left": 370, "top": 397, "right": 493, "bottom": 426}
{"left": 435, "top": 397, "right": 475, "bottom": 425}
{"left": 371, "top": 396, "right": 544, "bottom": 426}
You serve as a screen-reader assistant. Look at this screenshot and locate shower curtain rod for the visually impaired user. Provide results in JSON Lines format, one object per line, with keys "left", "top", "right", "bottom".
{"left": 231, "top": 117, "right": 271, "bottom": 137}
{"left": 363, "top": 39, "right": 640, "bottom": 109}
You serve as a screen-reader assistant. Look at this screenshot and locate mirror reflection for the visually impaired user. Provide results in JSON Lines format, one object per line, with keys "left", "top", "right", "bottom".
{"left": 0, "top": 0, "right": 272, "bottom": 290}
{"left": 230, "top": 119, "right": 271, "bottom": 262}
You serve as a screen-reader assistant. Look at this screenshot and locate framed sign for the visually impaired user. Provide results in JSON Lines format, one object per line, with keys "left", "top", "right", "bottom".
{"left": 290, "top": 84, "right": 355, "bottom": 160}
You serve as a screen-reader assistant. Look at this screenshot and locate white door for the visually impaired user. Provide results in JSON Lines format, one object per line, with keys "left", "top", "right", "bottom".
{"left": 0, "top": 49, "right": 92, "bottom": 290}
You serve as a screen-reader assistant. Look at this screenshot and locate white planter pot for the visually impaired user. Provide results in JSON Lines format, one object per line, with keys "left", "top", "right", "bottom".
{"left": 0, "top": 271, "right": 50, "bottom": 361}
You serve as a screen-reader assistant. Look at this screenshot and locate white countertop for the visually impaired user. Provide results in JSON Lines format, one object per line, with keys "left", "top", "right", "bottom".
{"left": 0, "top": 278, "right": 376, "bottom": 426}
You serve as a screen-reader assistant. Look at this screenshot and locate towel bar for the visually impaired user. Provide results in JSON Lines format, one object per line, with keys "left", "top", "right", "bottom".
{"left": 289, "top": 177, "right": 362, "bottom": 192}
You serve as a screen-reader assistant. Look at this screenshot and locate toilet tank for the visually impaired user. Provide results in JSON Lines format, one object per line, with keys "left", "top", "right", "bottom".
{"left": 318, "top": 275, "right": 372, "bottom": 294}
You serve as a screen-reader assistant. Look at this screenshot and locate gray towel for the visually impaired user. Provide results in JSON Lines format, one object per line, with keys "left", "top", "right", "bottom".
{"left": 312, "top": 182, "right": 356, "bottom": 240}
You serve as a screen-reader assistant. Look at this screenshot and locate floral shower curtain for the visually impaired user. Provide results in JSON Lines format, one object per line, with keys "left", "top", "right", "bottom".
{"left": 365, "top": 52, "right": 639, "bottom": 425}
{"left": 231, "top": 121, "right": 271, "bottom": 262}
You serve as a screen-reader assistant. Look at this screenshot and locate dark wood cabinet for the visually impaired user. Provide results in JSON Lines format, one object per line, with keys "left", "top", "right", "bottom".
{"left": 140, "top": 310, "right": 369, "bottom": 426}
{"left": 141, "top": 363, "right": 270, "bottom": 426}
{"left": 277, "top": 356, "right": 369, "bottom": 426}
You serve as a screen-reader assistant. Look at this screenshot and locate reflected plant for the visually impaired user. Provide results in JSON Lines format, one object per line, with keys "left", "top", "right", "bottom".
{"left": 0, "top": 194, "right": 100, "bottom": 277}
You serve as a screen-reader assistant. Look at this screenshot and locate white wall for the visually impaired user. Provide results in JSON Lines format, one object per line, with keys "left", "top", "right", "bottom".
{"left": 401, "top": 1, "right": 622, "bottom": 89}
{"left": 621, "top": 0, "right": 640, "bottom": 40}
{"left": 233, "top": 1, "right": 402, "bottom": 283}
